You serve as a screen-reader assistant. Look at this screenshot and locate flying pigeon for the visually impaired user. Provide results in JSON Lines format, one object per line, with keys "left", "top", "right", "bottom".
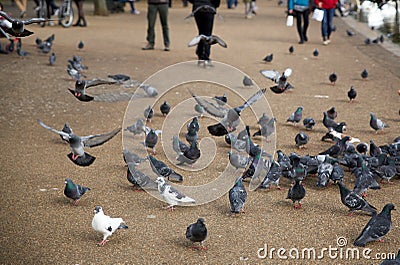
{"left": 286, "top": 106, "right": 303, "bottom": 126}
{"left": 68, "top": 79, "right": 117, "bottom": 102}
{"left": 140, "top": 84, "right": 158, "bottom": 97}
{"left": 327, "top": 107, "right": 337, "bottom": 120}
{"left": 370, "top": 112, "right": 389, "bottom": 133}
{"left": 347, "top": 85, "right": 357, "bottom": 103}
{"left": 329, "top": 72, "right": 337, "bottom": 85}
{"left": 361, "top": 69, "right": 368, "bottom": 79}
{"left": 60, "top": 122, "right": 72, "bottom": 142}
{"left": 313, "top": 49, "right": 319, "bottom": 57}
{"left": 287, "top": 179, "right": 306, "bottom": 209}
{"left": 295, "top": 132, "right": 309, "bottom": 149}
{"left": 160, "top": 101, "right": 171, "bottom": 116}
{"left": 260, "top": 68, "right": 293, "bottom": 94}
{"left": 37, "top": 119, "right": 120, "bottom": 167}
{"left": 145, "top": 128, "right": 161, "bottom": 155}
{"left": 354, "top": 203, "right": 396, "bottom": 247}
{"left": 107, "top": 74, "right": 131, "bottom": 82}
{"left": 263, "top": 53, "right": 273, "bottom": 62}
{"left": 186, "top": 218, "right": 208, "bottom": 250}
{"left": 92, "top": 206, "right": 128, "bottom": 246}
{"left": 228, "top": 177, "right": 247, "bottom": 214}
{"left": 288, "top": 45, "right": 294, "bottom": 54}
{"left": 188, "top": 34, "right": 227, "bottom": 48}
{"left": 144, "top": 105, "right": 154, "bottom": 122}
{"left": 243, "top": 76, "right": 254, "bottom": 87}
{"left": 64, "top": 178, "right": 90, "bottom": 205}
{"left": 189, "top": 88, "right": 266, "bottom": 136}
{"left": 303, "top": 117, "right": 315, "bottom": 130}
{"left": 126, "top": 164, "right": 158, "bottom": 191}
{"left": 49, "top": 52, "right": 56, "bottom": 66}
{"left": 156, "top": 177, "right": 195, "bottom": 209}
{"left": 125, "top": 118, "right": 146, "bottom": 137}
{"left": 149, "top": 155, "right": 183, "bottom": 182}
{"left": 337, "top": 181, "right": 377, "bottom": 216}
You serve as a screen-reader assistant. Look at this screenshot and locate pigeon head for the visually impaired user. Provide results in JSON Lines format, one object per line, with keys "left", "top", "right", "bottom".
{"left": 12, "top": 20, "right": 24, "bottom": 33}
{"left": 382, "top": 203, "right": 396, "bottom": 214}
{"left": 68, "top": 135, "right": 80, "bottom": 145}
{"left": 94, "top": 206, "right": 103, "bottom": 214}
{"left": 75, "top": 80, "right": 85, "bottom": 91}
{"left": 197, "top": 218, "right": 205, "bottom": 224}
{"left": 65, "top": 178, "right": 72, "bottom": 184}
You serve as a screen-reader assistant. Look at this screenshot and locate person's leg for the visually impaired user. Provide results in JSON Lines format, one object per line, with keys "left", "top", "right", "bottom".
{"left": 295, "top": 11, "right": 304, "bottom": 43}
{"left": 73, "top": 0, "right": 81, "bottom": 25}
{"left": 302, "top": 9, "right": 310, "bottom": 41}
{"left": 327, "top": 8, "right": 334, "bottom": 40}
{"left": 321, "top": 9, "right": 328, "bottom": 42}
{"left": 145, "top": 4, "right": 157, "bottom": 48}
{"left": 194, "top": 12, "right": 213, "bottom": 60}
{"left": 158, "top": 3, "right": 170, "bottom": 49}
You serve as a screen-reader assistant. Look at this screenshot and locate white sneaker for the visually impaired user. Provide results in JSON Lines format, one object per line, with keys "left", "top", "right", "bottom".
{"left": 131, "top": 10, "right": 140, "bottom": 15}
{"left": 53, "top": 8, "right": 60, "bottom": 16}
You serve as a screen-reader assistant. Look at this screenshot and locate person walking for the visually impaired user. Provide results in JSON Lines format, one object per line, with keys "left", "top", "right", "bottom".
{"left": 73, "top": 0, "right": 87, "bottom": 27}
{"left": 315, "top": 0, "right": 337, "bottom": 45}
{"left": 288, "top": 0, "right": 311, "bottom": 44}
{"left": 188, "top": 0, "right": 220, "bottom": 63}
{"left": 14, "top": 0, "right": 27, "bottom": 17}
{"left": 142, "top": 0, "right": 170, "bottom": 51}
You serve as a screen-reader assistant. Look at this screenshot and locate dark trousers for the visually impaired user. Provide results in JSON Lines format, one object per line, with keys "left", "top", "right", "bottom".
{"left": 294, "top": 9, "right": 310, "bottom": 42}
{"left": 146, "top": 3, "right": 170, "bottom": 47}
{"left": 194, "top": 12, "right": 214, "bottom": 60}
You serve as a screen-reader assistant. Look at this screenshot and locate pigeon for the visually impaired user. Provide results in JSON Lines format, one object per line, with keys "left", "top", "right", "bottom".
{"left": 68, "top": 79, "right": 117, "bottom": 102}
{"left": 365, "top": 38, "right": 371, "bottom": 45}
{"left": 346, "top": 29, "right": 355, "bottom": 36}
{"left": 322, "top": 112, "right": 347, "bottom": 133}
{"left": 319, "top": 136, "right": 350, "bottom": 157}
{"left": 172, "top": 135, "right": 189, "bottom": 155}
{"left": 67, "top": 64, "right": 83, "bottom": 81}
{"left": 369, "top": 140, "right": 382, "bottom": 157}
{"left": 289, "top": 153, "right": 307, "bottom": 181}
{"left": 91, "top": 206, "right": 128, "bottom": 246}
{"left": 194, "top": 104, "right": 205, "bottom": 117}
{"left": 187, "top": 116, "right": 200, "bottom": 132}
{"left": 189, "top": 88, "right": 266, "bottom": 136}
{"left": 0, "top": 10, "right": 50, "bottom": 37}
{"left": 286, "top": 106, "right": 303, "bottom": 126}
{"left": 263, "top": 53, "right": 273, "bottom": 62}
{"left": 140, "top": 84, "right": 158, "bottom": 97}
{"left": 155, "top": 177, "right": 194, "bottom": 209}
{"left": 225, "top": 133, "right": 247, "bottom": 152}
{"left": 37, "top": 119, "right": 120, "bottom": 167}
{"left": 259, "top": 159, "right": 282, "bottom": 189}
{"left": 370, "top": 112, "right": 389, "bottom": 133}
{"left": 160, "top": 101, "right": 171, "bottom": 116}
{"left": 253, "top": 117, "right": 276, "bottom": 140}
{"left": 145, "top": 128, "right": 161, "bottom": 154}
{"left": 372, "top": 37, "right": 380, "bottom": 44}
{"left": 287, "top": 179, "right": 306, "bottom": 208}
{"left": 295, "top": 132, "right": 309, "bottom": 149}
{"left": 347, "top": 85, "right": 357, "bottom": 103}
{"left": 354, "top": 203, "right": 396, "bottom": 247}
{"left": 213, "top": 93, "right": 227, "bottom": 106}
{"left": 353, "top": 159, "right": 381, "bottom": 196}
{"left": 380, "top": 249, "right": 400, "bottom": 265}
{"left": 49, "top": 52, "right": 56, "bottom": 66}
{"left": 123, "top": 149, "right": 147, "bottom": 166}
{"left": 228, "top": 151, "right": 251, "bottom": 169}
{"left": 228, "top": 177, "right": 247, "bottom": 214}
{"left": 337, "top": 181, "right": 377, "bottom": 216}
{"left": 356, "top": 142, "right": 368, "bottom": 154}
{"left": 317, "top": 158, "right": 333, "bottom": 187}
{"left": 188, "top": 34, "right": 227, "bottom": 48}
{"left": 144, "top": 105, "right": 154, "bottom": 122}
{"left": 361, "top": 69, "right": 368, "bottom": 79}
{"left": 243, "top": 76, "right": 254, "bottom": 87}
{"left": 330, "top": 162, "right": 344, "bottom": 183}
{"left": 78, "top": 40, "right": 84, "bottom": 50}
{"left": 126, "top": 164, "right": 158, "bottom": 191}
{"left": 63, "top": 178, "right": 90, "bottom": 205}
{"left": 329, "top": 72, "right": 337, "bottom": 85}
{"left": 260, "top": 68, "right": 293, "bottom": 94}
{"left": 303, "top": 117, "right": 315, "bottom": 130}
{"left": 107, "top": 74, "right": 130, "bottom": 82}
{"left": 125, "top": 118, "right": 146, "bottom": 137}
{"left": 186, "top": 218, "right": 208, "bottom": 250}
{"left": 327, "top": 107, "right": 337, "bottom": 120}
{"left": 60, "top": 122, "right": 72, "bottom": 142}
{"left": 288, "top": 45, "right": 294, "bottom": 54}
{"left": 185, "top": 124, "right": 199, "bottom": 144}
{"left": 149, "top": 155, "right": 183, "bottom": 182}
{"left": 313, "top": 49, "right": 319, "bottom": 57}
{"left": 177, "top": 140, "right": 201, "bottom": 165}
{"left": 277, "top": 150, "right": 292, "bottom": 174}
{"left": 257, "top": 113, "right": 270, "bottom": 127}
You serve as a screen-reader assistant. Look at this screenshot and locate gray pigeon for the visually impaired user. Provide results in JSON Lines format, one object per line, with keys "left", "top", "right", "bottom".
{"left": 125, "top": 118, "right": 146, "bottom": 137}
{"left": 337, "top": 181, "right": 377, "bottom": 216}
{"left": 194, "top": 104, "right": 205, "bottom": 117}
{"left": 228, "top": 151, "right": 251, "bottom": 169}
{"left": 37, "top": 119, "right": 120, "bottom": 167}
{"left": 257, "top": 113, "right": 270, "bottom": 127}
{"left": 49, "top": 52, "right": 56, "bottom": 66}
{"left": 243, "top": 76, "right": 254, "bottom": 87}
{"left": 123, "top": 149, "right": 147, "bottom": 166}
{"left": 92, "top": 206, "right": 128, "bottom": 246}
{"left": 149, "top": 156, "right": 183, "bottom": 182}
{"left": 295, "top": 132, "right": 309, "bottom": 149}
{"left": 126, "top": 164, "right": 158, "bottom": 191}
{"left": 64, "top": 178, "right": 90, "bottom": 205}
{"left": 160, "top": 101, "right": 171, "bottom": 116}
{"left": 60, "top": 122, "right": 72, "bottom": 142}
{"left": 228, "top": 177, "right": 247, "bottom": 214}
{"left": 145, "top": 128, "right": 161, "bottom": 154}
{"left": 286, "top": 106, "right": 303, "bottom": 126}
{"left": 187, "top": 34, "right": 227, "bottom": 48}
{"left": 253, "top": 117, "right": 276, "bottom": 140}
{"left": 185, "top": 124, "right": 199, "bottom": 144}
{"left": 370, "top": 112, "right": 389, "bottom": 133}
{"left": 259, "top": 159, "right": 282, "bottom": 189}
{"left": 303, "top": 117, "right": 315, "bottom": 130}
{"left": 172, "top": 135, "right": 189, "bottom": 156}
{"left": 78, "top": 40, "right": 84, "bottom": 50}
{"left": 186, "top": 218, "right": 208, "bottom": 250}
{"left": 177, "top": 140, "right": 201, "bottom": 166}
{"left": 140, "top": 84, "right": 158, "bottom": 97}
{"left": 354, "top": 203, "right": 396, "bottom": 247}
{"left": 322, "top": 112, "right": 347, "bottom": 133}
{"left": 287, "top": 179, "right": 306, "bottom": 209}
{"left": 225, "top": 133, "right": 247, "bottom": 152}
{"left": 155, "top": 177, "right": 194, "bottom": 209}
{"left": 347, "top": 86, "right": 357, "bottom": 103}
{"left": 316, "top": 157, "right": 333, "bottom": 187}
{"left": 330, "top": 162, "right": 344, "bottom": 183}
{"left": 144, "top": 105, "right": 154, "bottom": 122}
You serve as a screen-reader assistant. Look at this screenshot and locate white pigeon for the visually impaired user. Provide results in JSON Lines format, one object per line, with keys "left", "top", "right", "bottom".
{"left": 91, "top": 206, "right": 128, "bottom": 246}
{"left": 155, "top": 177, "right": 195, "bottom": 210}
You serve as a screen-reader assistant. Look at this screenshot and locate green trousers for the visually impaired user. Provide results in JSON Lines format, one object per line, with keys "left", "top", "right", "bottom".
{"left": 146, "top": 3, "right": 170, "bottom": 48}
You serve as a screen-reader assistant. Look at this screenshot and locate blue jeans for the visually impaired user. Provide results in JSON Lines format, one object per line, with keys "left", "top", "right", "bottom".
{"left": 321, "top": 8, "right": 334, "bottom": 40}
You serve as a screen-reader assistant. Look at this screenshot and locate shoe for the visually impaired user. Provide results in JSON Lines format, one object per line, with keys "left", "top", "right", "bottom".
{"left": 298, "top": 40, "right": 304, "bottom": 44}
{"left": 131, "top": 10, "right": 140, "bottom": 14}
{"left": 323, "top": 40, "right": 329, "bottom": 45}
{"left": 142, "top": 44, "right": 154, "bottom": 50}
{"left": 303, "top": 35, "right": 308, "bottom": 42}
{"left": 48, "top": 21, "right": 55, "bottom": 26}
{"left": 164, "top": 47, "right": 170, "bottom": 51}
{"left": 53, "top": 8, "right": 60, "bottom": 16}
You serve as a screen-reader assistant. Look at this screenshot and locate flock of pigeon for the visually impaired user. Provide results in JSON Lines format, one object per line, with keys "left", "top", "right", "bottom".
{"left": 1, "top": 7, "right": 399, "bottom": 259}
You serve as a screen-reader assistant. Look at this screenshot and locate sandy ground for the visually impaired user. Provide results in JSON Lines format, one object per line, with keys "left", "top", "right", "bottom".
{"left": 1, "top": 0, "right": 400, "bottom": 264}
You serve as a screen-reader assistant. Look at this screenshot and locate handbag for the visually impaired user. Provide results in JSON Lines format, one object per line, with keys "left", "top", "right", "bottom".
{"left": 312, "top": 8, "right": 324, "bottom": 22}
{"left": 286, "top": 15, "right": 294, "bottom": 27}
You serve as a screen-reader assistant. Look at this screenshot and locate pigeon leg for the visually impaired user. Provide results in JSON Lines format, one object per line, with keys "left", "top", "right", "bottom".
{"left": 362, "top": 192, "right": 368, "bottom": 198}
{"left": 73, "top": 199, "right": 80, "bottom": 206}
{"left": 276, "top": 186, "right": 282, "bottom": 190}
{"left": 97, "top": 239, "right": 109, "bottom": 246}
{"left": 71, "top": 154, "right": 80, "bottom": 160}
{"left": 377, "top": 239, "right": 385, "bottom": 243}
{"left": 347, "top": 211, "right": 354, "bottom": 216}
{"left": 163, "top": 205, "right": 175, "bottom": 211}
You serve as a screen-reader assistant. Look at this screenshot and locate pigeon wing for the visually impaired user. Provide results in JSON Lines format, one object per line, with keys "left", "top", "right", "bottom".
{"left": 234, "top": 88, "right": 266, "bottom": 112}
{"left": 260, "top": 70, "right": 280, "bottom": 83}
{"left": 85, "top": 78, "right": 117, "bottom": 88}
{"left": 81, "top": 128, "right": 121, "bottom": 148}
{"left": 188, "top": 89, "right": 226, "bottom": 118}
{"left": 37, "top": 119, "right": 70, "bottom": 139}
